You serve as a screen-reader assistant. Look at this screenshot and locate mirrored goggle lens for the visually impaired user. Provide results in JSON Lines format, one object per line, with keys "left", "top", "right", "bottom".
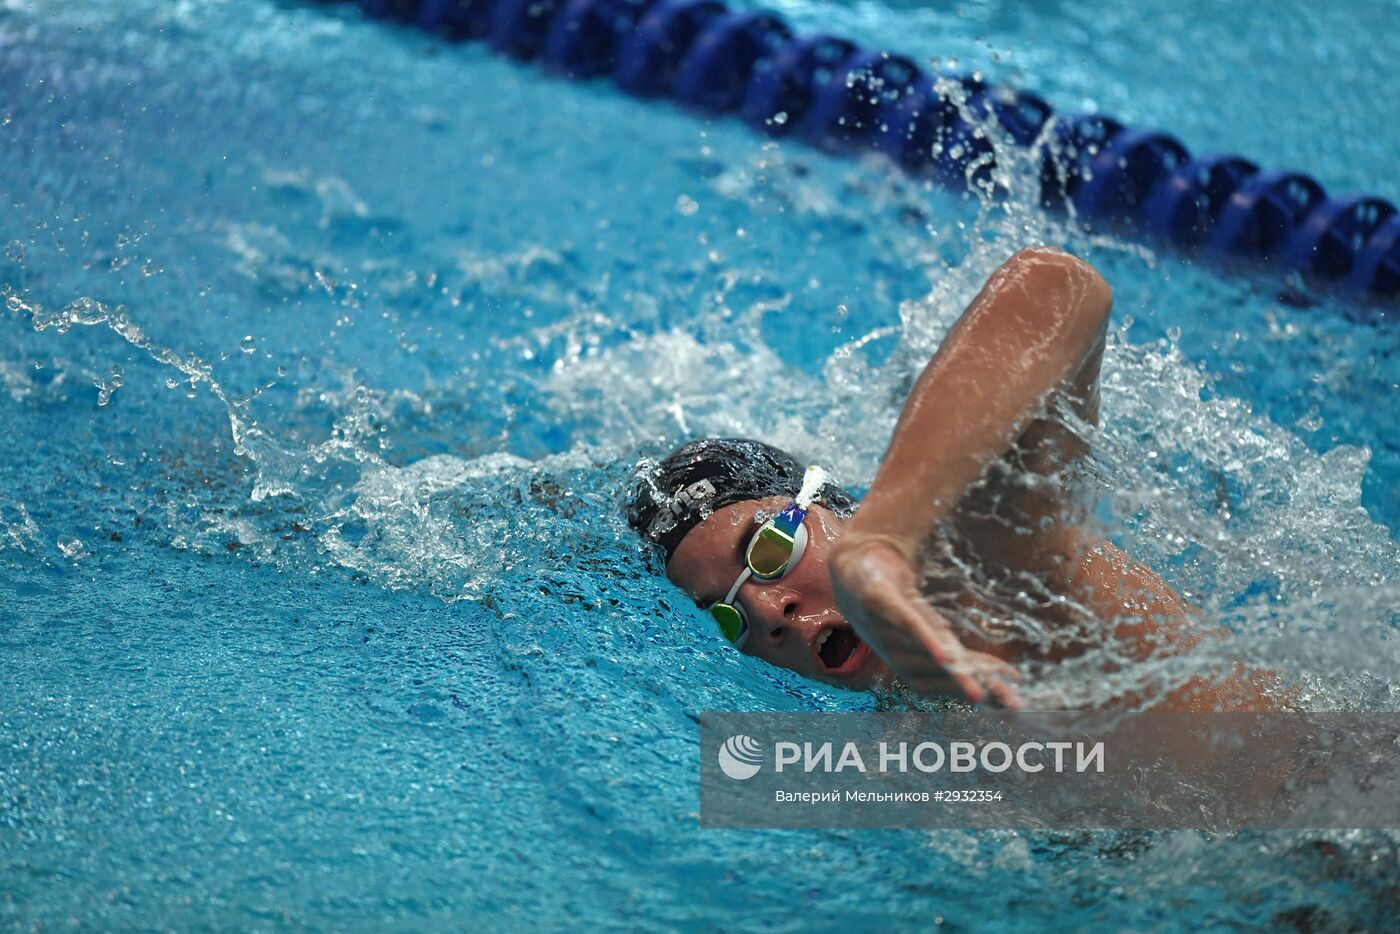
{"left": 746, "top": 520, "right": 808, "bottom": 580}
{"left": 747, "top": 526, "right": 793, "bottom": 578}
{"left": 711, "top": 603, "right": 748, "bottom": 645}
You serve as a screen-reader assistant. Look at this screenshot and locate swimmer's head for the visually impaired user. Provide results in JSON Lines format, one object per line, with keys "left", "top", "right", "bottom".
{"left": 626, "top": 438, "right": 885, "bottom": 690}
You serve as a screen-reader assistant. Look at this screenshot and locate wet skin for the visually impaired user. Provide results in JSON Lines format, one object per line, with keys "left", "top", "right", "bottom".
{"left": 664, "top": 495, "right": 1032, "bottom": 701}
{"left": 666, "top": 491, "right": 1291, "bottom": 712}
{"left": 666, "top": 497, "right": 890, "bottom": 692}
{"left": 663, "top": 248, "right": 1290, "bottom": 712}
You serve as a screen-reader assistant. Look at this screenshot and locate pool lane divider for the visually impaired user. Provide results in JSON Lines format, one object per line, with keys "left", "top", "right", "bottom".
{"left": 331, "top": 0, "right": 1398, "bottom": 310}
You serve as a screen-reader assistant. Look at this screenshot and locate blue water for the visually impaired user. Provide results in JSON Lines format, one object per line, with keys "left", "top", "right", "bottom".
{"left": 2, "top": 0, "right": 1398, "bottom": 929}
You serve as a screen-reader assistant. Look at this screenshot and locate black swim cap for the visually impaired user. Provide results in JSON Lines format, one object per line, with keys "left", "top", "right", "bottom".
{"left": 626, "top": 437, "right": 857, "bottom": 564}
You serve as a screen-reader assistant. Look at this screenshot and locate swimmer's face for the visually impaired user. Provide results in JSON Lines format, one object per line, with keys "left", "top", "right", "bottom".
{"left": 666, "top": 496, "right": 887, "bottom": 691}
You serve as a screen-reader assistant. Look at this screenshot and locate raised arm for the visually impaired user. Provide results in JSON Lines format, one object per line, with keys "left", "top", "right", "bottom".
{"left": 848, "top": 247, "right": 1111, "bottom": 556}
{"left": 829, "top": 247, "right": 1112, "bottom": 705}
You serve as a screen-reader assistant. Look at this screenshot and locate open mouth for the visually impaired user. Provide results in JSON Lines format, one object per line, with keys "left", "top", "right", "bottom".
{"left": 814, "top": 625, "right": 869, "bottom": 674}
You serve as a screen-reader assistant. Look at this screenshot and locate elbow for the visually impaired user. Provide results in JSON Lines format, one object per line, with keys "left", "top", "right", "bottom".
{"left": 1007, "top": 247, "right": 1113, "bottom": 305}
{"left": 1005, "top": 247, "right": 1113, "bottom": 325}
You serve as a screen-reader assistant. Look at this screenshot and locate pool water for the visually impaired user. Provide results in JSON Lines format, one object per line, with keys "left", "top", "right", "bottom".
{"left": 2, "top": 0, "right": 1398, "bottom": 928}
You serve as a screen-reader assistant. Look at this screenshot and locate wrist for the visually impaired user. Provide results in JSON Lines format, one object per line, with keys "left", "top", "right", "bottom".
{"left": 832, "top": 530, "right": 919, "bottom": 566}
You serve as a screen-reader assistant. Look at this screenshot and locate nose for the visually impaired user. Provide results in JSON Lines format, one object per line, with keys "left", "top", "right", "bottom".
{"left": 744, "top": 586, "right": 803, "bottom": 643}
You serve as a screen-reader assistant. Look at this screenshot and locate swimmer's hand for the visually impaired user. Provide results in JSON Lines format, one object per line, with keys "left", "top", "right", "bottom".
{"left": 830, "top": 536, "right": 1024, "bottom": 709}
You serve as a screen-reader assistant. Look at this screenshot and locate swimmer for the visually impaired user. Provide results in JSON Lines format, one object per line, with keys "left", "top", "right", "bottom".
{"left": 627, "top": 247, "right": 1289, "bottom": 712}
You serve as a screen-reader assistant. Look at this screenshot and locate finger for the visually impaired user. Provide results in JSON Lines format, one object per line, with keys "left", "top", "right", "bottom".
{"left": 934, "top": 653, "right": 989, "bottom": 705}
{"left": 903, "top": 615, "right": 996, "bottom": 704}
{"left": 961, "top": 651, "right": 1023, "bottom": 704}
{"left": 882, "top": 617, "right": 988, "bottom": 704}
{"left": 983, "top": 674, "right": 1023, "bottom": 711}
{"left": 909, "top": 668, "right": 983, "bottom": 705}
{"left": 888, "top": 640, "right": 983, "bottom": 703}
{"left": 966, "top": 651, "right": 1022, "bottom": 685}
{"left": 959, "top": 653, "right": 1023, "bottom": 710}
{"left": 885, "top": 633, "right": 981, "bottom": 702}
{"left": 861, "top": 583, "right": 1002, "bottom": 706}
{"left": 992, "top": 657, "right": 1024, "bottom": 684}
{"left": 985, "top": 657, "right": 1025, "bottom": 709}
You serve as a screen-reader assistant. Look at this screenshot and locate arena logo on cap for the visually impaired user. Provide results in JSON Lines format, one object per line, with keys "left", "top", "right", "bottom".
{"left": 646, "top": 478, "right": 717, "bottom": 538}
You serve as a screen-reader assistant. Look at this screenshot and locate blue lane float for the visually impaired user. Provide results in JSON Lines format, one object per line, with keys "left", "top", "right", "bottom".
{"left": 347, "top": 0, "right": 1398, "bottom": 307}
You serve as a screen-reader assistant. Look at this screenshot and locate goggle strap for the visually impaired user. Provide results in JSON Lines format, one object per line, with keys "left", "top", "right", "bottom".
{"left": 723, "top": 566, "right": 753, "bottom": 606}
{"left": 795, "top": 465, "right": 829, "bottom": 509}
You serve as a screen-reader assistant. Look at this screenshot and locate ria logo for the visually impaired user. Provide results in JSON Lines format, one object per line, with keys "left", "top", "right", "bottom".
{"left": 717, "top": 735, "right": 763, "bottom": 780}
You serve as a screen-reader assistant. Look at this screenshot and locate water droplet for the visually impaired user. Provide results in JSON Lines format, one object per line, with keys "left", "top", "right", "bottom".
{"left": 95, "top": 365, "right": 125, "bottom": 406}
{"left": 240, "top": 335, "right": 256, "bottom": 353}
{"left": 57, "top": 535, "right": 87, "bottom": 560}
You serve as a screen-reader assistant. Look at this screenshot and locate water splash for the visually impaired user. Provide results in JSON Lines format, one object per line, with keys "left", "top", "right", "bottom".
{"left": 0, "top": 496, "right": 41, "bottom": 553}
{"left": 93, "top": 362, "right": 124, "bottom": 405}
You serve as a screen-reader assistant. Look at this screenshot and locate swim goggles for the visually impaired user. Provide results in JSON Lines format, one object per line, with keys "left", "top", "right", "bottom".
{"left": 709, "top": 466, "right": 829, "bottom": 648}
